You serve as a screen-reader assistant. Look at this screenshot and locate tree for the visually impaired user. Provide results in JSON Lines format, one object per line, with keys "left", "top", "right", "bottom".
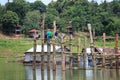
{"left": 5, "top": 0, "right": 30, "bottom": 24}
{"left": 1, "top": 11, "right": 19, "bottom": 34}
{"left": 29, "top": 1, "right": 46, "bottom": 13}
{"left": 0, "top": 5, "right": 6, "bottom": 31}
{"left": 111, "top": 0, "right": 120, "bottom": 17}
{"left": 22, "top": 10, "right": 41, "bottom": 34}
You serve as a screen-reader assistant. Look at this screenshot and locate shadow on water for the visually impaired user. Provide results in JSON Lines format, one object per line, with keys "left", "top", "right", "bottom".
{"left": 24, "top": 65, "right": 120, "bottom": 80}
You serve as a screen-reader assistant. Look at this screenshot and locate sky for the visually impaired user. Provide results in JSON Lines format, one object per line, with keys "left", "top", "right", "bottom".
{"left": 0, "top": 0, "right": 113, "bottom": 5}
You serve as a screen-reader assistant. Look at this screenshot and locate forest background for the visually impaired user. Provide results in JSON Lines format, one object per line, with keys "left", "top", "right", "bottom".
{"left": 0, "top": 0, "right": 120, "bottom": 36}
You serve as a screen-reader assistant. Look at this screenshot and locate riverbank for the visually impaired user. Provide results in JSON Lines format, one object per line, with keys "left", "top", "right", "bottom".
{"left": 0, "top": 33, "right": 119, "bottom": 58}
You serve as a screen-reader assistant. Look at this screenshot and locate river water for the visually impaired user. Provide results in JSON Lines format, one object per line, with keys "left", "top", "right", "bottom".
{"left": 0, "top": 58, "right": 120, "bottom": 80}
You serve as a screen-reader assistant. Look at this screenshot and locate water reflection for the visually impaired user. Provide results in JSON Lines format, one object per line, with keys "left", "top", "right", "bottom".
{"left": 24, "top": 65, "right": 120, "bottom": 80}
{"left": 1, "top": 58, "right": 120, "bottom": 80}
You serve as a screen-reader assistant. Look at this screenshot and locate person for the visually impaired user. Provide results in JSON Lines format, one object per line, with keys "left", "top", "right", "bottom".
{"left": 54, "top": 31, "right": 58, "bottom": 36}
{"left": 47, "top": 29, "right": 53, "bottom": 42}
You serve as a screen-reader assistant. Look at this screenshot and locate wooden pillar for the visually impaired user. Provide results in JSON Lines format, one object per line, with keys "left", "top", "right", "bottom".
{"left": 53, "top": 70, "right": 56, "bottom": 80}
{"left": 77, "top": 38, "right": 81, "bottom": 69}
{"left": 53, "top": 21, "right": 56, "bottom": 71}
{"left": 47, "top": 70, "right": 50, "bottom": 80}
{"left": 62, "top": 71, "right": 66, "bottom": 80}
{"left": 33, "top": 31, "right": 37, "bottom": 70}
{"left": 33, "top": 67, "right": 36, "bottom": 80}
{"left": 47, "top": 43, "right": 51, "bottom": 71}
{"left": 53, "top": 21, "right": 56, "bottom": 34}
{"left": 102, "top": 33, "right": 106, "bottom": 67}
{"left": 53, "top": 39, "right": 56, "bottom": 71}
{"left": 41, "top": 14, "right": 45, "bottom": 71}
{"left": 83, "top": 36, "right": 87, "bottom": 69}
{"left": 88, "top": 24, "right": 96, "bottom": 68}
{"left": 33, "top": 32, "right": 37, "bottom": 80}
{"left": 70, "top": 34, "right": 73, "bottom": 69}
{"left": 62, "top": 38, "right": 66, "bottom": 71}
{"left": 115, "top": 33, "right": 119, "bottom": 69}
{"left": 41, "top": 70, "right": 44, "bottom": 80}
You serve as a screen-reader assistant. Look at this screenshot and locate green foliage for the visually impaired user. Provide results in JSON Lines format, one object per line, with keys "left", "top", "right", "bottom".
{"left": 47, "top": 0, "right": 120, "bottom": 36}
{"left": 30, "top": 0, "right": 46, "bottom": 13}
{"left": 22, "top": 10, "right": 41, "bottom": 34}
{"left": 6, "top": 0, "right": 30, "bottom": 24}
{"left": 0, "top": 5, "right": 6, "bottom": 31}
{"left": 1, "top": 11, "right": 19, "bottom": 34}
{"left": 0, "top": 0, "right": 120, "bottom": 36}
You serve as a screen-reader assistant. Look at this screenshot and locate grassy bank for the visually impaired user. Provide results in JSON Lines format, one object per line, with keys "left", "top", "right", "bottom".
{"left": 0, "top": 35, "right": 119, "bottom": 57}
{"left": 0, "top": 38, "right": 34, "bottom": 57}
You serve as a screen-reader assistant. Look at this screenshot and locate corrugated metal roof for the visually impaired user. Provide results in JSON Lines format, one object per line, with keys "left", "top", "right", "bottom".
{"left": 83, "top": 48, "right": 103, "bottom": 54}
{"left": 25, "top": 45, "right": 61, "bottom": 53}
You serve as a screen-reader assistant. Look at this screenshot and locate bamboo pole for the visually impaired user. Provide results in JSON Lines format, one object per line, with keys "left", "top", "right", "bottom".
{"left": 41, "top": 14, "right": 45, "bottom": 71}
{"left": 87, "top": 24, "right": 96, "bottom": 68}
{"left": 115, "top": 33, "right": 119, "bottom": 69}
{"left": 102, "top": 33, "right": 106, "bottom": 67}
{"left": 77, "top": 38, "right": 81, "bottom": 69}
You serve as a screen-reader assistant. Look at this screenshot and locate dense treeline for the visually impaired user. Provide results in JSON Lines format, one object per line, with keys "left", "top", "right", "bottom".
{"left": 0, "top": 0, "right": 120, "bottom": 36}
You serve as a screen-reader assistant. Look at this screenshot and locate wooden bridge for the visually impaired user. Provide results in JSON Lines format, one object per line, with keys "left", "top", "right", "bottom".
{"left": 23, "top": 21, "right": 120, "bottom": 71}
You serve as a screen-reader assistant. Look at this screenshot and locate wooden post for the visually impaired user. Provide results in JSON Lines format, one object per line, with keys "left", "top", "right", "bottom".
{"left": 33, "top": 67, "right": 36, "bottom": 80}
{"left": 33, "top": 31, "right": 37, "bottom": 70}
{"left": 47, "top": 70, "right": 50, "bottom": 80}
{"left": 88, "top": 24, "right": 96, "bottom": 68}
{"left": 115, "top": 33, "right": 119, "bottom": 69}
{"left": 53, "top": 39, "right": 56, "bottom": 71}
{"left": 93, "top": 28, "right": 95, "bottom": 39}
{"left": 102, "top": 33, "right": 106, "bottom": 67}
{"left": 53, "top": 21, "right": 56, "bottom": 34}
{"left": 62, "top": 37, "right": 66, "bottom": 71}
{"left": 41, "top": 14, "right": 45, "bottom": 71}
{"left": 53, "top": 70, "right": 56, "bottom": 80}
{"left": 53, "top": 21, "right": 56, "bottom": 71}
{"left": 41, "top": 70, "right": 44, "bottom": 80}
{"left": 33, "top": 31, "right": 36, "bottom": 80}
{"left": 70, "top": 34, "right": 73, "bottom": 69}
{"left": 77, "top": 38, "right": 81, "bottom": 69}
{"left": 62, "top": 71, "right": 66, "bottom": 80}
{"left": 83, "top": 36, "right": 87, "bottom": 69}
{"left": 47, "top": 43, "right": 51, "bottom": 71}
